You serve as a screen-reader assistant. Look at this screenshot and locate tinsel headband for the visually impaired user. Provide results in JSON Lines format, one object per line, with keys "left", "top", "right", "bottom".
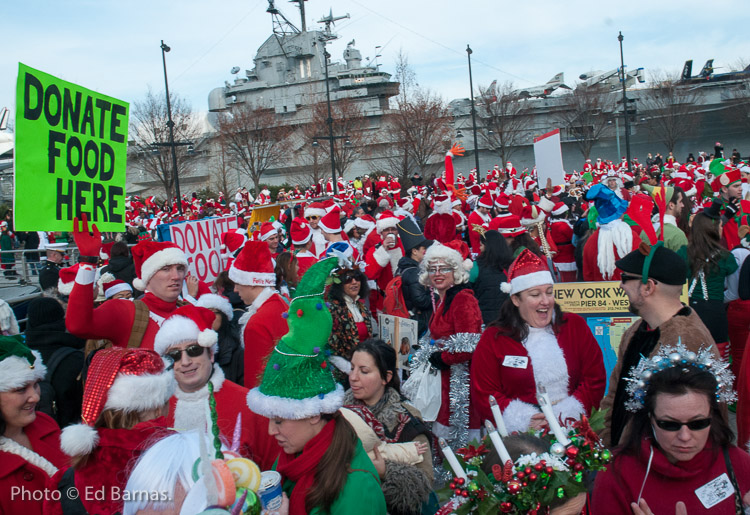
{"left": 625, "top": 340, "right": 736, "bottom": 413}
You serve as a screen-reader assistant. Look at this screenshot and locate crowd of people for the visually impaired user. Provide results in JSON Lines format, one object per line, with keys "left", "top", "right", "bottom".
{"left": 2, "top": 141, "right": 750, "bottom": 514}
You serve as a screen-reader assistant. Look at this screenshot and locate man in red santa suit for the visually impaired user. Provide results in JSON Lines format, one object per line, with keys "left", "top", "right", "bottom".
{"left": 290, "top": 217, "right": 318, "bottom": 278}
{"left": 66, "top": 215, "right": 188, "bottom": 350}
{"left": 389, "top": 176, "right": 401, "bottom": 199}
{"left": 549, "top": 202, "right": 578, "bottom": 282}
{"left": 376, "top": 175, "right": 389, "bottom": 194}
{"left": 257, "top": 221, "right": 282, "bottom": 257}
{"left": 582, "top": 184, "right": 641, "bottom": 281}
{"left": 364, "top": 211, "right": 404, "bottom": 314}
{"left": 229, "top": 241, "right": 289, "bottom": 389}
{"left": 467, "top": 192, "right": 493, "bottom": 254}
{"left": 304, "top": 201, "right": 328, "bottom": 257}
{"left": 154, "top": 304, "right": 278, "bottom": 470}
{"left": 505, "top": 161, "right": 517, "bottom": 177}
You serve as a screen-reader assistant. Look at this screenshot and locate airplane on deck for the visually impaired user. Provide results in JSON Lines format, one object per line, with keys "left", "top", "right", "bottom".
{"left": 681, "top": 59, "right": 750, "bottom": 83}
{"left": 578, "top": 67, "right": 645, "bottom": 90}
{"left": 513, "top": 73, "right": 571, "bottom": 99}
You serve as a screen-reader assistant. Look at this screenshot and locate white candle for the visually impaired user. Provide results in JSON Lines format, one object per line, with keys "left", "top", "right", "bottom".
{"left": 438, "top": 437, "right": 467, "bottom": 480}
{"left": 488, "top": 395, "right": 509, "bottom": 437}
{"left": 536, "top": 384, "right": 570, "bottom": 446}
{"left": 484, "top": 420, "right": 512, "bottom": 464}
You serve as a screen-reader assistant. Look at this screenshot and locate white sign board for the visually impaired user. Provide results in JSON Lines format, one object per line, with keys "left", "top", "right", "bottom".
{"left": 378, "top": 314, "right": 419, "bottom": 370}
{"left": 169, "top": 216, "right": 239, "bottom": 282}
{"left": 533, "top": 129, "right": 565, "bottom": 188}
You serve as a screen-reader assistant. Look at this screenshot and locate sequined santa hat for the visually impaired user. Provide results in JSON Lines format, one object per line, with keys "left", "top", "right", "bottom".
{"left": 60, "top": 348, "right": 175, "bottom": 456}
{"left": 154, "top": 304, "right": 219, "bottom": 356}
{"left": 501, "top": 249, "right": 554, "bottom": 294}
{"left": 228, "top": 240, "right": 276, "bottom": 287}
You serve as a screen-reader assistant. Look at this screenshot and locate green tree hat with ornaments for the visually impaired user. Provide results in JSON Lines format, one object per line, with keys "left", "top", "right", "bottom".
{"left": 246, "top": 256, "right": 345, "bottom": 420}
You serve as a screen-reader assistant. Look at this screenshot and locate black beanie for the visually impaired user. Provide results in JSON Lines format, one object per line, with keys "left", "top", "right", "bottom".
{"left": 615, "top": 244, "right": 687, "bottom": 286}
{"left": 26, "top": 297, "right": 65, "bottom": 329}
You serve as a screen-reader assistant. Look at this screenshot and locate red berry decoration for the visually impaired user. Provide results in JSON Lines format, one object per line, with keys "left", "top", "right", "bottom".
{"left": 517, "top": 472, "right": 525, "bottom": 480}
{"left": 545, "top": 466, "right": 554, "bottom": 475}
{"left": 449, "top": 482, "right": 456, "bottom": 489}
{"left": 522, "top": 481, "right": 528, "bottom": 487}
{"left": 461, "top": 491, "right": 469, "bottom": 498}
{"left": 529, "top": 473, "right": 538, "bottom": 482}
{"left": 534, "top": 463, "right": 544, "bottom": 472}
{"left": 457, "top": 478, "right": 465, "bottom": 486}
{"left": 566, "top": 446, "right": 580, "bottom": 459}
{"left": 524, "top": 467, "right": 532, "bottom": 475}
{"left": 507, "top": 480, "right": 521, "bottom": 494}
{"left": 500, "top": 502, "right": 513, "bottom": 513}
{"left": 296, "top": 309, "right": 304, "bottom": 317}
{"left": 454, "top": 488, "right": 462, "bottom": 496}
{"left": 574, "top": 463, "right": 584, "bottom": 472}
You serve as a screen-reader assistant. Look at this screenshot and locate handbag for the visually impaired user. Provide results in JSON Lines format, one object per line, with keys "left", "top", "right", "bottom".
{"left": 402, "top": 360, "right": 442, "bottom": 422}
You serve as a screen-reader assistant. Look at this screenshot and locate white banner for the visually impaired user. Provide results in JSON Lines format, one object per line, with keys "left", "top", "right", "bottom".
{"left": 169, "top": 216, "right": 239, "bottom": 282}
{"left": 533, "top": 129, "right": 565, "bottom": 188}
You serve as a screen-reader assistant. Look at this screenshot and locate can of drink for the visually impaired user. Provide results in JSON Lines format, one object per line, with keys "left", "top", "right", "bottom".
{"left": 258, "top": 470, "right": 283, "bottom": 510}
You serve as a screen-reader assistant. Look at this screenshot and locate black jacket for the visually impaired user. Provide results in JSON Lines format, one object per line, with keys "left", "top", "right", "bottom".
{"left": 25, "top": 319, "right": 86, "bottom": 428}
{"left": 472, "top": 262, "right": 508, "bottom": 325}
{"left": 101, "top": 255, "right": 137, "bottom": 289}
{"left": 396, "top": 256, "right": 434, "bottom": 337}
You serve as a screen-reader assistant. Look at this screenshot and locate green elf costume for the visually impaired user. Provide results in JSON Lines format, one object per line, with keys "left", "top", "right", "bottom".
{"left": 246, "top": 257, "right": 386, "bottom": 515}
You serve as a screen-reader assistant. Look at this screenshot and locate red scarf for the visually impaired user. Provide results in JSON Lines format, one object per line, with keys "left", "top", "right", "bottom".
{"left": 276, "top": 418, "right": 336, "bottom": 515}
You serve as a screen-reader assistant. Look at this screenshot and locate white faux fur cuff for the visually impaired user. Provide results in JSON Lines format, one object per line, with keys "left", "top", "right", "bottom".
{"left": 75, "top": 265, "right": 96, "bottom": 285}
{"left": 553, "top": 395, "right": 585, "bottom": 428}
{"left": 502, "top": 399, "right": 540, "bottom": 434}
{"left": 373, "top": 245, "right": 391, "bottom": 268}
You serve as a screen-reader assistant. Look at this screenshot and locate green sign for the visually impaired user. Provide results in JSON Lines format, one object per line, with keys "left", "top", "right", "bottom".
{"left": 14, "top": 63, "right": 128, "bottom": 232}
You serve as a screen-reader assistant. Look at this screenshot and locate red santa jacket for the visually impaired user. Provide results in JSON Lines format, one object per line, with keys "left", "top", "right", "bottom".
{"left": 467, "top": 210, "right": 490, "bottom": 254}
{"left": 549, "top": 219, "right": 576, "bottom": 271}
{"left": 45, "top": 418, "right": 171, "bottom": 515}
{"left": 470, "top": 314, "right": 605, "bottom": 432}
{"left": 582, "top": 224, "right": 642, "bottom": 282}
{"left": 167, "top": 366, "right": 278, "bottom": 471}
{"left": 430, "top": 287, "right": 482, "bottom": 428}
{"left": 295, "top": 250, "right": 318, "bottom": 279}
{"left": 66, "top": 266, "right": 178, "bottom": 351}
{"left": 242, "top": 289, "right": 289, "bottom": 389}
{"left": 0, "top": 413, "right": 67, "bottom": 515}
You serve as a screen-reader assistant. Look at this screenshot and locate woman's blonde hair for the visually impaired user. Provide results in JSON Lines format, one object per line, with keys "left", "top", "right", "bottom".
{"left": 418, "top": 243, "right": 470, "bottom": 286}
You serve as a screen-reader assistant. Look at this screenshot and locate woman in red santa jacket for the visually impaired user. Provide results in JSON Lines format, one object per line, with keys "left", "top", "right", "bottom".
{"left": 416, "top": 242, "right": 482, "bottom": 450}
{"left": 45, "top": 348, "right": 174, "bottom": 515}
{"left": 470, "top": 249, "right": 605, "bottom": 434}
{"left": 592, "top": 346, "right": 750, "bottom": 514}
{"left": 0, "top": 336, "right": 68, "bottom": 515}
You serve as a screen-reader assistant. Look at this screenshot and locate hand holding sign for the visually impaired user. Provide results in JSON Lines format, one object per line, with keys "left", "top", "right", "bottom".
{"left": 73, "top": 213, "right": 101, "bottom": 258}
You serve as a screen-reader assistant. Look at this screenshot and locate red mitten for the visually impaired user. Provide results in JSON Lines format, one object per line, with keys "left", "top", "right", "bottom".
{"left": 73, "top": 213, "right": 102, "bottom": 257}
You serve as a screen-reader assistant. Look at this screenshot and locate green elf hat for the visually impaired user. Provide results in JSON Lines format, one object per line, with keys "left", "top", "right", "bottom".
{"left": 246, "top": 256, "right": 344, "bottom": 420}
{"left": 0, "top": 335, "right": 47, "bottom": 392}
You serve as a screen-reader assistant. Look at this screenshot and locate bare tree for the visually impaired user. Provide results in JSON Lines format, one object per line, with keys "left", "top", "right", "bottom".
{"left": 477, "top": 81, "right": 534, "bottom": 165}
{"left": 129, "top": 89, "right": 200, "bottom": 199}
{"left": 556, "top": 86, "right": 615, "bottom": 160}
{"left": 215, "top": 103, "right": 293, "bottom": 193}
{"left": 310, "top": 97, "right": 370, "bottom": 177}
{"left": 392, "top": 49, "right": 417, "bottom": 106}
{"left": 209, "top": 134, "right": 235, "bottom": 198}
{"left": 640, "top": 72, "right": 702, "bottom": 153}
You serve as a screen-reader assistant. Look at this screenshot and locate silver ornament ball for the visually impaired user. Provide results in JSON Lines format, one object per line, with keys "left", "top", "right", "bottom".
{"left": 550, "top": 442, "right": 566, "bottom": 457}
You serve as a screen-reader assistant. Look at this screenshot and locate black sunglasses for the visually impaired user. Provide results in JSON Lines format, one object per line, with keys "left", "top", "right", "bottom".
{"left": 620, "top": 273, "right": 642, "bottom": 283}
{"left": 342, "top": 274, "right": 360, "bottom": 284}
{"left": 165, "top": 344, "right": 206, "bottom": 363}
{"left": 653, "top": 417, "right": 711, "bottom": 432}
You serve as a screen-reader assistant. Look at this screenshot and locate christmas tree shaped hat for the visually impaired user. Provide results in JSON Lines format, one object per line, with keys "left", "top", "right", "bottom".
{"left": 246, "top": 256, "right": 343, "bottom": 419}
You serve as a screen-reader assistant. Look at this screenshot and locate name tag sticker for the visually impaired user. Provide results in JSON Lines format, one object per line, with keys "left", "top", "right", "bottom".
{"left": 502, "top": 356, "right": 528, "bottom": 369}
{"left": 694, "top": 473, "right": 733, "bottom": 509}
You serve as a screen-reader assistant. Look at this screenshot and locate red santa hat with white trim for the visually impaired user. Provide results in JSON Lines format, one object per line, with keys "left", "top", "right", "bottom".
{"left": 551, "top": 202, "right": 569, "bottom": 217}
{"left": 304, "top": 202, "right": 327, "bottom": 219}
{"left": 290, "top": 217, "right": 312, "bottom": 245}
{"left": 476, "top": 192, "right": 494, "bottom": 209}
{"left": 257, "top": 222, "right": 277, "bottom": 241}
{"left": 501, "top": 249, "right": 554, "bottom": 294}
{"left": 196, "top": 293, "right": 233, "bottom": 321}
{"left": 98, "top": 273, "right": 133, "bottom": 299}
{"left": 131, "top": 241, "right": 188, "bottom": 291}
{"left": 229, "top": 240, "right": 276, "bottom": 287}
{"left": 376, "top": 210, "right": 401, "bottom": 234}
{"left": 153, "top": 304, "right": 219, "bottom": 356}
{"left": 60, "top": 348, "right": 175, "bottom": 457}
{"left": 319, "top": 208, "right": 342, "bottom": 234}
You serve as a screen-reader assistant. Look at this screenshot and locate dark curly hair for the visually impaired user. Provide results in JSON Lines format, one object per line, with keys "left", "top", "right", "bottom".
{"left": 327, "top": 268, "right": 370, "bottom": 304}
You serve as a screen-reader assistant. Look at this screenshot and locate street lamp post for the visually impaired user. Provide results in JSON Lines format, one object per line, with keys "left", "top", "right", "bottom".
{"left": 466, "top": 45, "right": 481, "bottom": 176}
{"left": 160, "top": 40, "right": 182, "bottom": 215}
{"left": 617, "top": 32, "right": 632, "bottom": 174}
{"left": 322, "top": 46, "right": 338, "bottom": 195}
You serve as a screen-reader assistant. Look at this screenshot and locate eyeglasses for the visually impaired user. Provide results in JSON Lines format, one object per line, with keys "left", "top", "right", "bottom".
{"left": 343, "top": 274, "right": 360, "bottom": 284}
{"left": 165, "top": 344, "right": 206, "bottom": 363}
{"left": 620, "top": 273, "right": 642, "bottom": 283}
{"left": 305, "top": 216, "right": 319, "bottom": 221}
{"left": 427, "top": 267, "right": 453, "bottom": 275}
{"left": 653, "top": 417, "right": 712, "bottom": 432}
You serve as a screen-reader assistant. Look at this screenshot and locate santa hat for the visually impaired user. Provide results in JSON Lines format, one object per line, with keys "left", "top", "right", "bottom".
{"left": 256, "top": 222, "right": 277, "bottom": 242}
{"left": 520, "top": 205, "right": 546, "bottom": 227}
{"left": 494, "top": 193, "right": 511, "bottom": 210}
{"left": 489, "top": 214, "right": 527, "bottom": 237}
{"left": 551, "top": 202, "right": 569, "bottom": 217}
{"left": 0, "top": 335, "right": 47, "bottom": 392}
{"left": 57, "top": 264, "right": 80, "bottom": 295}
{"left": 99, "top": 241, "right": 115, "bottom": 261}
{"left": 476, "top": 192, "right": 494, "bottom": 209}
{"left": 61, "top": 348, "right": 174, "bottom": 457}
{"left": 711, "top": 167, "right": 741, "bottom": 192}
{"left": 131, "top": 241, "right": 188, "bottom": 291}
{"left": 442, "top": 240, "right": 473, "bottom": 272}
{"left": 551, "top": 185, "right": 565, "bottom": 197}
{"left": 319, "top": 209, "right": 342, "bottom": 234}
{"left": 537, "top": 196, "right": 555, "bottom": 214}
{"left": 501, "top": 249, "right": 554, "bottom": 295}
{"left": 290, "top": 217, "right": 312, "bottom": 246}
{"left": 247, "top": 258, "right": 344, "bottom": 419}
{"left": 100, "top": 274, "right": 133, "bottom": 300}
{"left": 432, "top": 194, "right": 453, "bottom": 215}
{"left": 304, "top": 202, "right": 326, "bottom": 219}
{"left": 228, "top": 240, "right": 276, "bottom": 287}
{"left": 153, "top": 304, "right": 219, "bottom": 356}
{"left": 221, "top": 231, "right": 245, "bottom": 254}
{"left": 376, "top": 211, "right": 401, "bottom": 234}
{"left": 196, "top": 293, "right": 234, "bottom": 321}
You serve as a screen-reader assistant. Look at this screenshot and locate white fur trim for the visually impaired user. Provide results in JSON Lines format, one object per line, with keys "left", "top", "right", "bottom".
{"left": 551, "top": 205, "right": 569, "bottom": 216}
{"left": 372, "top": 245, "right": 391, "bottom": 268}
{"left": 329, "top": 355, "right": 352, "bottom": 375}
{"left": 239, "top": 287, "right": 277, "bottom": 346}
{"left": 60, "top": 424, "right": 100, "bottom": 457}
{"left": 228, "top": 267, "right": 276, "bottom": 287}
{"left": 502, "top": 399, "right": 540, "bottom": 434}
{"left": 319, "top": 218, "right": 341, "bottom": 234}
{"left": 57, "top": 279, "right": 74, "bottom": 296}
{"left": 525, "top": 326, "right": 570, "bottom": 406}
{"left": 537, "top": 197, "right": 555, "bottom": 213}
{"left": 154, "top": 315, "right": 218, "bottom": 356}
{"left": 596, "top": 219, "right": 632, "bottom": 280}
{"left": 196, "top": 294, "right": 233, "bottom": 320}
{"left": 246, "top": 383, "right": 345, "bottom": 420}
{"left": 104, "top": 371, "right": 175, "bottom": 412}
{"left": 0, "top": 351, "right": 47, "bottom": 392}
{"left": 553, "top": 395, "right": 585, "bottom": 427}
{"left": 0, "top": 435, "right": 58, "bottom": 476}
{"left": 304, "top": 207, "right": 326, "bottom": 218}
{"left": 376, "top": 216, "right": 400, "bottom": 233}
{"left": 509, "top": 270, "right": 554, "bottom": 295}
{"left": 135, "top": 247, "right": 188, "bottom": 292}
{"left": 104, "top": 282, "right": 132, "bottom": 299}
{"left": 97, "top": 272, "right": 116, "bottom": 288}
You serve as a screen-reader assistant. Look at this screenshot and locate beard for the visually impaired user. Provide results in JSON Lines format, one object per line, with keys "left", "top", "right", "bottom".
{"left": 628, "top": 302, "right": 640, "bottom": 316}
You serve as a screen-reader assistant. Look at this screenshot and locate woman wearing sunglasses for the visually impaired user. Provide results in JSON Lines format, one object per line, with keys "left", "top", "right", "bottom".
{"left": 327, "top": 267, "right": 373, "bottom": 374}
{"left": 592, "top": 346, "right": 750, "bottom": 514}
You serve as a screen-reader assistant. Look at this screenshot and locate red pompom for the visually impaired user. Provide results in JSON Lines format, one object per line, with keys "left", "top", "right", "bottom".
{"left": 296, "top": 309, "right": 304, "bottom": 317}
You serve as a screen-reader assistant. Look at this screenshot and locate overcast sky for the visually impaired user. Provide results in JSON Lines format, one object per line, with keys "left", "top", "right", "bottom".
{"left": 3, "top": 0, "right": 749, "bottom": 123}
